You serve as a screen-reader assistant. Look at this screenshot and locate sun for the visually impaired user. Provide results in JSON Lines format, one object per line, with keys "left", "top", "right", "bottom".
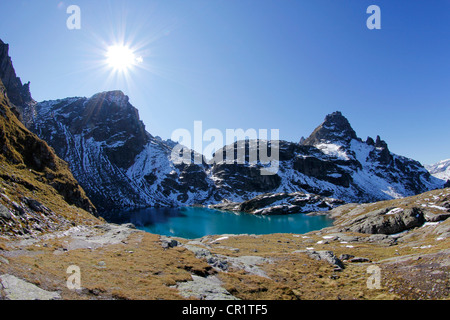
{"left": 105, "top": 45, "right": 142, "bottom": 72}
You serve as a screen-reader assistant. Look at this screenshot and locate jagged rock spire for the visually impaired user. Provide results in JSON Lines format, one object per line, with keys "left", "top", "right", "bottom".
{"left": 0, "top": 39, "right": 35, "bottom": 119}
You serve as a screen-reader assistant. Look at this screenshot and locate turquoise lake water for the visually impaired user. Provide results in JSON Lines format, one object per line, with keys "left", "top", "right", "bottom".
{"left": 105, "top": 207, "right": 334, "bottom": 239}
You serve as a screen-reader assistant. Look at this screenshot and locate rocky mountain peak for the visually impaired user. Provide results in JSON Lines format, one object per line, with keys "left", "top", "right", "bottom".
{"left": 91, "top": 90, "right": 129, "bottom": 107}
{"left": 302, "top": 111, "right": 358, "bottom": 146}
{"left": 0, "top": 39, "right": 35, "bottom": 120}
{"left": 83, "top": 91, "right": 135, "bottom": 126}
{"left": 39, "top": 91, "right": 151, "bottom": 170}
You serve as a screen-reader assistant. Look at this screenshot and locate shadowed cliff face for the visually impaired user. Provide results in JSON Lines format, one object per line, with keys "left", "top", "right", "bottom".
{"left": 86, "top": 91, "right": 150, "bottom": 169}
{"left": 25, "top": 91, "right": 213, "bottom": 212}
{"left": 32, "top": 91, "right": 152, "bottom": 170}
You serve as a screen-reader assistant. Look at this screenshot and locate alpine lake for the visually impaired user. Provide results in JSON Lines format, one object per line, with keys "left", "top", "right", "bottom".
{"left": 104, "top": 206, "right": 334, "bottom": 239}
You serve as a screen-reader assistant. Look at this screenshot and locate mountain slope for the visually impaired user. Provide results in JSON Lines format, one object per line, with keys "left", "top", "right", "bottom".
{"left": 25, "top": 91, "right": 445, "bottom": 212}
{"left": 208, "top": 112, "right": 443, "bottom": 204}
{"left": 25, "top": 92, "right": 213, "bottom": 211}
{"left": 0, "top": 78, "right": 98, "bottom": 236}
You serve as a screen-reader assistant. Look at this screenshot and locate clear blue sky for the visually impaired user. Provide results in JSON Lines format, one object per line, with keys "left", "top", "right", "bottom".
{"left": 1, "top": 0, "right": 449, "bottom": 165}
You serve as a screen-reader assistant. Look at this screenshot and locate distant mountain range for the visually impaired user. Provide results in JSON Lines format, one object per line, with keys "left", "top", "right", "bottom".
{"left": 426, "top": 159, "right": 450, "bottom": 185}
{"left": 1, "top": 38, "right": 447, "bottom": 214}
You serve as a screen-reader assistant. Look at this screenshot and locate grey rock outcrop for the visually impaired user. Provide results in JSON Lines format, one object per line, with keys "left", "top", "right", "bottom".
{"left": 176, "top": 275, "right": 239, "bottom": 300}
{"left": 424, "top": 210, "right": 450, "bottom": 223}
{"left": 160, "top": 236, "right": 179, "bottom": 249}
{"left": 0, "top": 274, "right": 61, "bottom": 300}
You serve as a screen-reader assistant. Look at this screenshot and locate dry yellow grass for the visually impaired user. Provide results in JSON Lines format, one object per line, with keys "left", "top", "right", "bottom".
{"left": 1, "top": 222, "right": 448, "bottom": 300}
{"left": 0, "top": 232, "right": 213, "bottom": 300}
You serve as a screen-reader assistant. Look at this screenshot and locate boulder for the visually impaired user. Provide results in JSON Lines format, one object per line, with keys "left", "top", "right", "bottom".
{"left": 349, "top": 257, "right": 371, "bottom": 263}
{"left": 344, "top": 207, "right": 425, "bottom": 235}
{"left": 339, "top": 254, "right": 355, "bottom": 261}
{"left": 0, "top": 274, "right": 61, "bottom": 300}
{"left": 160, "top": 236, "right": 179, "bottom": 249}
{"left": 308, "top": 250, "right": 345, "bottom": 271}
{"left": 176, "top": 275, "right": 238, "bottom": 300}
{"left": 424, "top": 211, "right": 450, "bottom": 223}
{"left": 0, "top": 204, "right": 11, "bottom": 220}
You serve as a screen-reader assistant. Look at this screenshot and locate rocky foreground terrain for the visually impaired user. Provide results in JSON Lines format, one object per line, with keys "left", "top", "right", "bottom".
{"left": 1, "top": 187, "right": 449, "bottom": 300}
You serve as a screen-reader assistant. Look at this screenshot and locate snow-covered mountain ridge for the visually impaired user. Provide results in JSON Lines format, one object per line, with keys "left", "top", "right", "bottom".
{"left": 24, "top": 94, "right": 445, "bottom": 212}
{"left": 426, "top": 159, "right": 450, "bottom": 182}
{"left": 209, "top": 111, "right": 444, "bottom": 204}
